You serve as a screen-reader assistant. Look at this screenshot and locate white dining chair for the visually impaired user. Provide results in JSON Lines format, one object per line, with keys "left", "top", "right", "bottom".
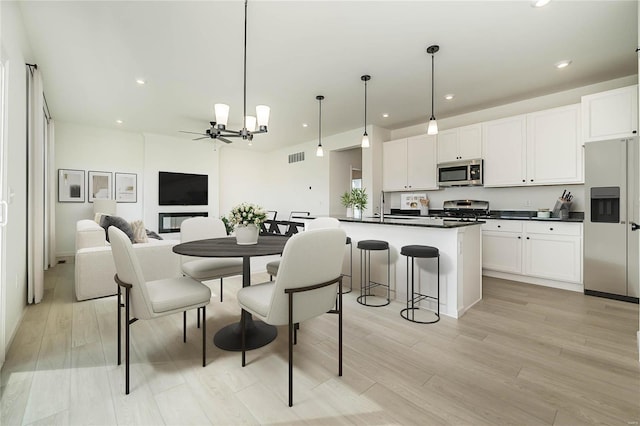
{"left": 180, "top": 217, "right": 243, "bottom": 302}
{"left": 109, "top": 226, "right": 212, "bottom": 394}
{"left": 237, "top": 228, "right": 346, "bottom": 406}
{"left": 266, "top": 217, "right": 340, "bottom": 279}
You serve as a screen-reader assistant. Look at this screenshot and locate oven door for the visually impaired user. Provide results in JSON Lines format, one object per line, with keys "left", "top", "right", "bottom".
{"left": 438, "top": 164, "right": 470, "bottom": 186}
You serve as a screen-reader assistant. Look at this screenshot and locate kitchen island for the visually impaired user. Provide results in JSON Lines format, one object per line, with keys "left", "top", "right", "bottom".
{"left": 303, "top": 216, "right": 483, "bottom": 319}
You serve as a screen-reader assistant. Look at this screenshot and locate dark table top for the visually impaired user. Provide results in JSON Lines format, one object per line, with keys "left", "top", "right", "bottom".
{"left": 173, "top": 235, "right": 289, "bottom": 258}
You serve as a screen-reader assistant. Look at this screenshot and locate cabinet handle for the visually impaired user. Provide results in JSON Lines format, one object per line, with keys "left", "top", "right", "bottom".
{"left": 497, "top": 225, "right": 501, "bottom": 228}
{"left": 517, "top": 236, "right": 521, "bottom": 239}
{"left": 633, "top": 130, "right": 637, "bottom": 134}
{"left": 522, "top": 179, "right": 525, "bottom": 182}
{"left": 549, "top": 227, "right": 553, "bottom": 231}
{"left": 530, "top": 179, "right": 534, "bottom": 182}
{"left": 526, "top": 237, "right": 530, "bottom": 240}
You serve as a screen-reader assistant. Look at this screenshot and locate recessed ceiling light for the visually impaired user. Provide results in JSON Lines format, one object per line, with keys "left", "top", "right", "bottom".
{"left": 531, "top": 0, "right": 551, "bottom": 7}
{"left": 302, "top": 123, "right": 308, "bottom": 128}
{"left": 555, "top": 60, "right": 572, "bottom": 69}
{"left": 382, "top": 113, "right": 389, "bottom": 118}
{"left": 135, "top": 79, "right": 146, "bottom": 85}
{"left": 115, "top": 119, "right": 123, "bottom": 124}
{"left": 444, "top": 94, "right": 455, "bottom": 100}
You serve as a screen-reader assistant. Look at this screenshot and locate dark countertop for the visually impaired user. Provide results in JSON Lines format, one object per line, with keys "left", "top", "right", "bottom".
{"left": 332, "top": 216, "right": 483, "bottom": 229}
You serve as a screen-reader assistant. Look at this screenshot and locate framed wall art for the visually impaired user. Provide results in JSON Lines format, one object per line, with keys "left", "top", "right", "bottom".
{"left": 58, "top": 169, "right": 85, "bottom": 202}
{"left": 88, "top": 171, "right": 112, "bottom": 202}
{"left": 115, "top": 172, "right": 137, "bottom": 203}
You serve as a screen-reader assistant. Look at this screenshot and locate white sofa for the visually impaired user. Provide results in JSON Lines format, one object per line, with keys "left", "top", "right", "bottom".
{"left": 74, "top": 219, "right": 182, "bottom": 301}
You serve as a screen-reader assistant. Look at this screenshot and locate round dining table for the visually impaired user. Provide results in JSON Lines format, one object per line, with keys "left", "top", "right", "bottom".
{"left": 173, "top": 234, "right": 289, "bottom": 351}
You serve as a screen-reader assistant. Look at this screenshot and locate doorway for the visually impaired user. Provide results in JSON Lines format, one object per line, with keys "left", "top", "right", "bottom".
{"left": 0, "top": 53, "right": 7, "bottom": 367}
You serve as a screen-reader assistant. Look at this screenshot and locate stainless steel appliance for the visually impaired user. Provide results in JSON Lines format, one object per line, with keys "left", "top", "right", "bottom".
{"left": 584, "top": 137, "right": 639, "bottom": 302}
{"left": 437, "top": 159, "right": 483, "bottom": 187}
{"left": 441, "top": 199, "right": 490, "bottom": 221}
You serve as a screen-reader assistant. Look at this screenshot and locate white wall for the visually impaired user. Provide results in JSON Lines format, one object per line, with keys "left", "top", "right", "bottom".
{"left": 55, "top": 122, "right": 145, "bottom": 255}
{"left": 1, "top": 0, "right": 32, "bottom": 359}
{"left": 142, "top": 133, "right": 219, "bottom": 239}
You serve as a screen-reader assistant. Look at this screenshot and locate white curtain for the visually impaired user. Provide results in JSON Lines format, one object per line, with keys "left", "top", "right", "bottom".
{"left": 27, "top": 65, "right": 54, "bottom": 304}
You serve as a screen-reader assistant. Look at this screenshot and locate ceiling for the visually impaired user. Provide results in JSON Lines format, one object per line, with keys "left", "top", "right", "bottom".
{"left": 15, "top": 0, "right": 638, "bottom": 151}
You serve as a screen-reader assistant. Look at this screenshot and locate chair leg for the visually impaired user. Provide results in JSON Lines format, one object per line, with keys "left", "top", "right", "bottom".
{"left": 241, "top": 309, "right": 246, "bottom": 367}
{"left": 183, "top": 311, "right": 187, "bottom": 343}
{"left": 125, "top": 287, "right": 131, "bottom": 395}
{"left": 269, "top": 275, "right": 273, "bottom": 282}
{"left": 197, "top": 307, "right": 200, "bottom": 329}
{"left": 117, "top": 284, "right": 122, "bottom": 366}
{"left": 294, "top": 323, "right": 299, "bottom": 345}
{"left": 338, "top": 279, "right": 343, "bottom": 377}
{"left": 202, "top": 305, "right": 207, "bottom": 367}
{"left": 288, "top": 292, "right": 294, "bottom": 407}
{"left": 220, "top": 278, "right": 224, "bottom": 302}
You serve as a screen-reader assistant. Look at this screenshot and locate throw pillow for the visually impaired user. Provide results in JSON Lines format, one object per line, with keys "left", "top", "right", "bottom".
{"left": 100, "top": 215, "right": 135, "bottom": 243}
{"left": 130, "top": 220, "right": 148, "bottom": 244}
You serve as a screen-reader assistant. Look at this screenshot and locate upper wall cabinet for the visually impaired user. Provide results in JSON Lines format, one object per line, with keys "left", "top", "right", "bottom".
{"left": 383, "top": 134, "right": 437, "bottom": 191}
{"left": 437, "top": 124, "right": 482, "bottom": 163}
{"left": 482, "top": 104, "right": 582, "bottom": 187}
{"left": 582, "top": 85, "right": 638, "bottom": 142}
{"left": 526, "top": 104, "right": 582, "bottom": 185}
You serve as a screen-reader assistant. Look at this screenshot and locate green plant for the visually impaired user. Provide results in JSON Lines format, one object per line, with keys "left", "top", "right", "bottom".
{"left": 220, "top": 216, "right": 234, "bottom": 235}
{"left": 350, "top": 188, "right": 368, "bottom": 211}
{"left": 341, "top": 191, "right": 353, "bottom": 208}
{"left": 228, "top": 202, "right": 267, "bottom": 228}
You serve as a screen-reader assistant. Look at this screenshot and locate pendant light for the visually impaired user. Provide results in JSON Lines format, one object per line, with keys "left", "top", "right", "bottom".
{"left": 316, "top": 95, "right": 324, "bottom": 157}
{"left": 426, "top": 45, "right": 439, "bottom": 135}
{"left": 361, "top": 75, "right": 371, "bottom": 148}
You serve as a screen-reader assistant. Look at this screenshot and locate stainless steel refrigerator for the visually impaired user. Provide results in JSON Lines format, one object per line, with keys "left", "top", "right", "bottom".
{"left": 584, "top": 137, "right": 640, "bottom": 302}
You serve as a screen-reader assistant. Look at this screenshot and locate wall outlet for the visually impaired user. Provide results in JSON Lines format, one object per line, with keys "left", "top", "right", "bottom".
{"left": 524, "top": 199, "right": 532, "bottom": 207}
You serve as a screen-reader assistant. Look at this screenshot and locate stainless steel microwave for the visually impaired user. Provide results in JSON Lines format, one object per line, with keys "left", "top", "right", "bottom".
{"left": 437, "top": 159, "right": 483, "bottom": 187}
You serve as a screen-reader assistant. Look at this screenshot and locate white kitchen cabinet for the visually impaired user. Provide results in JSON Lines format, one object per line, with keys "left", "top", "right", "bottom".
{"left": 482, "top": 220, "right": 523, "bottom": 274}
{"left": 482, "top": 115, "right": 527, "bottom": 186}
{"left": 482, "top": 219, "right": 582, "bottom": 285}
{"left": 383, "top": 134, "right": 437, "bottom": 191}
{"left": 483, "top": 104, "right": 582, "bottom": 187}
{"left": 526, "top": 104, "right": 582, "bottom": 185}
{"left": 582, "top": 85, "right": 638, "bottom": 142}
{"left": 523, "top": 222, "right": 582, "bottom": 283}
{"left": 437, "top": 124, "right": 482, "bottom": 163}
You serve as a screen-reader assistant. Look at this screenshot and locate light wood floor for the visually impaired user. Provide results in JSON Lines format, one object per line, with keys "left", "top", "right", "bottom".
{"left": 1, "top": 262, "right": 639, "bottom": 425}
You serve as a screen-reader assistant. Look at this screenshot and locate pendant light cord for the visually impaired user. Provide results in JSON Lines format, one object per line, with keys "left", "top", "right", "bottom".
{"left": 318, "top": 97, "right": 322, "bottom": 146}
{"left": 364, "top": 78, "right": 367, "bottom": 132}
{"left": 430, "top": 53, "right": 434, "bottom": 119}
{"left": 243, "top": 0, "right": 248, "bottom": 129}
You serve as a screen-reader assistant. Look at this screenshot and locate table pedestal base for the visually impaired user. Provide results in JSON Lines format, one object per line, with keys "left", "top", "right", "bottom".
{"left": 213, "top": 319, "right": 277, "bottom": 351}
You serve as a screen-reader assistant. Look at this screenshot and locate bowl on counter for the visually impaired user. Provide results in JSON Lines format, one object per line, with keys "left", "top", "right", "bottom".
{"left": 536, "top": 209, "right": 551, "bottom": 218}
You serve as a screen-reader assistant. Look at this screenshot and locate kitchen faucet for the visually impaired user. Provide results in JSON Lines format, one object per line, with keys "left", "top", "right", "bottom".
{"left": 380, "top": 191, "right": 385, "bottom": 221}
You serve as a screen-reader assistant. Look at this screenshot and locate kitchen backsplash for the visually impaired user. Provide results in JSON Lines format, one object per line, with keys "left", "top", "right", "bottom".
{"left": 385, "top": 184, "right": 585, "bottom": 213}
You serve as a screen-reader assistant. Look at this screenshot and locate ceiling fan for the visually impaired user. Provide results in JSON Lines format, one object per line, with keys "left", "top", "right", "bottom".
{"left": 179, "top": 122, "right": 234, "bottom": 144}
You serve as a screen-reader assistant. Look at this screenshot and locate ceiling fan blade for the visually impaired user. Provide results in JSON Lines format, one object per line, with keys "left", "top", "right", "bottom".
{"left": 218, "top": 137, "right": 233, "bottom": 144}
{"left": 179, "top": 130, "right": 208, "bottom": 136}
{"left": 192, "top": 137, "right": 209, "bottom": 140}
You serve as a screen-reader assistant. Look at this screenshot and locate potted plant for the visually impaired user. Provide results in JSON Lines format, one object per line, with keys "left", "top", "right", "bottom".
{"left": 351, "top": 188, "right": 368, "bottom": 219}
{"left": 228, "top": 202, "right": 267, "bottom": 245}
{"left": 341, "top": 191, "right": 354, "bottom": 218}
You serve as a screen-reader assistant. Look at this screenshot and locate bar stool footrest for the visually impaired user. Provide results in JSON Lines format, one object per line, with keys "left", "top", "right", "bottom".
{"left": 400, "top": 307, "right": 440, "bottom": 324}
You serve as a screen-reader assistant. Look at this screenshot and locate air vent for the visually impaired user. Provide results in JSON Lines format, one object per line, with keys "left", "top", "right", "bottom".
{"left": 288, "top": 151, "right": 305, "bottom": 163}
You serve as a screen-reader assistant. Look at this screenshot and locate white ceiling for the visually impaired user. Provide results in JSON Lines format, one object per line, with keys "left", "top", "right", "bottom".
{"left": 15, "top": 0, "right": 638, "bottom": 151}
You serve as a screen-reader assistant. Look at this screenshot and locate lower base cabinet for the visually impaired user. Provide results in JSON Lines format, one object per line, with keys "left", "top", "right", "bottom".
{"left": 482, "top": 220, "right": 582, "bottom": 285}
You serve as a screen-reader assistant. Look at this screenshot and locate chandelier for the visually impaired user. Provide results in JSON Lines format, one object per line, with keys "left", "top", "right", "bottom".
{"left": 203, "top": 0, "right": 270, "bottom": 145}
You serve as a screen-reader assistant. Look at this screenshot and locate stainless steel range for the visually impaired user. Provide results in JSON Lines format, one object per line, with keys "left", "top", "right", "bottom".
{"left": 441, "top": 200, "right": 490, "bottom": 221}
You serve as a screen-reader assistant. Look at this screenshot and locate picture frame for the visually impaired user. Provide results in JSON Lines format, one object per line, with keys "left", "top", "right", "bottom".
{"left": 88, "top": 171, "right": 112, "bottom": 203}
{"left": 115, "top": 172, "right": 137, "bottom": 203}
{"left": 58, "top": 169, "right": 85, "bottom": 203}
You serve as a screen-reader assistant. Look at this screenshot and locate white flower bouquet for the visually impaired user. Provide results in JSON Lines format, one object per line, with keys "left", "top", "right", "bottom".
{"left": 228, "top": 202, "right": 267, "bottom": 228}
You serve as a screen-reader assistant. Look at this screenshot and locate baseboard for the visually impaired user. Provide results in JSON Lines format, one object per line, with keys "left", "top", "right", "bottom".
{"left": 483, "top": 270, "right": 583, "bottom": 292}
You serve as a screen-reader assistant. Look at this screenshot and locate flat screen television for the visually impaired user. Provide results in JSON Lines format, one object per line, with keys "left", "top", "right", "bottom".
{"left": 158, "top": 171, "right": 208, "bottom": 206}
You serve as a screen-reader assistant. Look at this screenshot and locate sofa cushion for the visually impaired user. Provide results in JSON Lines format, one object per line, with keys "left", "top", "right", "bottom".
{"left": 101, "top": 215, "right": 135, "bottom": 243}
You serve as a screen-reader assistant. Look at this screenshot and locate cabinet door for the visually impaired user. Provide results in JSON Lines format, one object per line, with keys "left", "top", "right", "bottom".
{"left": 482, "top": 115, "right": 527, "bottom": 186}
{"left": 527, "top": 104, "right": 582, "bottom": 185}
{"left": 582, "top": 85, "right": 638, "bottom": 142}
{"left": 457, "top": 124, "right": 482, "bottom": 160}
{"left": 523, "top": 234, "right": 582, "bottom": 283}
{"left": 407, "top": 134, "right": 437, "bottom": 190}
{"left": 437, "top": 129, "right": 459, "bottom": 163}
{"left": 482, "top": 231, "right": 523, "bottom": 273}
{"left": 382, "top": 139, "right": 408, "bottom": 191}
